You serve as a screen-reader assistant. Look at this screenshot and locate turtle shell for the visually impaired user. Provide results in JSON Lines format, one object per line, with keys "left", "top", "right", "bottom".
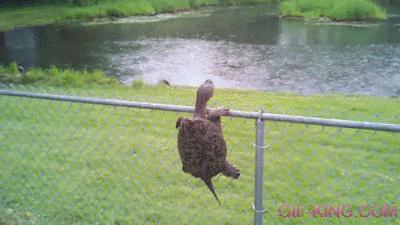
{"left": 177, "top": 118, "right": 227, "bottom": 179}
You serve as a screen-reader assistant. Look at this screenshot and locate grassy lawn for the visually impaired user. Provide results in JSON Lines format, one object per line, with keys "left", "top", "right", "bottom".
{"left": 0, "top": 82, "right": 399, "bottom": 224}
{"left": 280, "top": 0, "right": 387, "bottom": 21}
{"left": 0, "top": 0, "right": 273, "bottom": 31}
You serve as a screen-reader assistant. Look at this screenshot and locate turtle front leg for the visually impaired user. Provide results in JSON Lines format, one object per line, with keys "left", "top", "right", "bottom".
{"left": 207, "top": 107, "right": 229, "bottom": 124}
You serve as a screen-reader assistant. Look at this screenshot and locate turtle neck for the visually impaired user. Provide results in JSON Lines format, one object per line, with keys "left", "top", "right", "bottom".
{"left": 193, "top": 94, "right": 207, "bottom": 119}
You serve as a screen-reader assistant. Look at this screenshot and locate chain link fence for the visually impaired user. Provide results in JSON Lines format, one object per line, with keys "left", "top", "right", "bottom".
{"left": 0, "top": 84, "right": 399, "bottom": 225}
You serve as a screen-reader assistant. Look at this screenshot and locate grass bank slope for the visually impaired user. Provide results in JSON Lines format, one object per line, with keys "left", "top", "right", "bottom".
{"left": 0, "top": 0, "right": 274, "bottom": 31}
{"left": 0, "top": 66, "right": 399, "bottom": 224}
{"left": 280, "top": 0, "right": 387, "bottom": 21}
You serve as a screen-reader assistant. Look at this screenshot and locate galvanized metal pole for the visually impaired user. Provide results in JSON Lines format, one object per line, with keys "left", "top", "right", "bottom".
{"left": 1, "top": 90, "right": 400, "bottom": 132}
{"left": 254, "top": 116, "right": 265, "bottom": 225}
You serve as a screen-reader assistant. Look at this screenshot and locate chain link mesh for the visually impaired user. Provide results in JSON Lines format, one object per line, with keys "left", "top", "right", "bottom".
{"left": 0, "top": 84, "right": 399, "bottom": 224}
{"left": 263, "top": 122, "right": 399, "bottom": 224}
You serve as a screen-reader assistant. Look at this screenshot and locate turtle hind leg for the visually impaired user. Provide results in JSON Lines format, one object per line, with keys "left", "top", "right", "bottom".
{"left": 222, "top": 162, "right": 240, "bottom": 179}
{"left": 202, "top": 177, "right": 221, "bottom": 205}
{"left": 182, "top": 164, "right": 189, "bottom": 173}
{"left": 176, "top": 117, "right": 184, "bottom": 128}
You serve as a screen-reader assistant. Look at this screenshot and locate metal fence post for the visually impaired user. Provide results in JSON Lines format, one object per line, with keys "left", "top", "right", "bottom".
{"left": 254, "top": 114, "right": 266, "bottom": 225}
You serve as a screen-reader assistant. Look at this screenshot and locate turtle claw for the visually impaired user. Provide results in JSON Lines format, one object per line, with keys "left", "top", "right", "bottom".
{"left": 231, "top": 166, "right": 240, "bottom": 179}
{"left": 216, "top": 107, "right": 230, "bottom": 116}
{"left": 222, "top": 163, "right": 240, "bottom": 179}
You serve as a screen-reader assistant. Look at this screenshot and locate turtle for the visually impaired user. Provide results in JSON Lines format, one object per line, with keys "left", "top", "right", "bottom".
{"left": 176, "top": 80, "right": 240, "bottom": 204}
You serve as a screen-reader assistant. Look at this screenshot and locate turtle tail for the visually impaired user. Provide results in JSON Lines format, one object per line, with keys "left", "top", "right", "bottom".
{"left": 202, "top": 178, "right": 221, "bottom": 205}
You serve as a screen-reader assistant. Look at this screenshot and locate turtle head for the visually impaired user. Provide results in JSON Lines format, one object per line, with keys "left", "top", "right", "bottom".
{"left": 194, "top": 80, "right": 214, "bottom": 119}
{"left": 196, "top": 80, "right": 214, "bottom": 103}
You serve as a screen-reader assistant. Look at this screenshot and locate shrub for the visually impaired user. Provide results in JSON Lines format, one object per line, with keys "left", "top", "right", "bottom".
{"left": 280, "top": 0, "right": 386, "bottom": 20}
{"left": 328, "top": 0, "right": 386, "bottom": 21}
{"left": 22, "top": 68, "right": 48, "bottom": 84}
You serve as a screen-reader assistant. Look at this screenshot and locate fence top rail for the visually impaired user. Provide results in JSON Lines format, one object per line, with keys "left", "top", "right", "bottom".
{"left": 1, "top": 89, "right": 399, "bottom": 132}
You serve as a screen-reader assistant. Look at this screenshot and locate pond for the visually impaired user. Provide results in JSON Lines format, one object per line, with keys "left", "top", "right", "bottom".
{"left": 0, "top": 4, "right": 399, "bottom": 96}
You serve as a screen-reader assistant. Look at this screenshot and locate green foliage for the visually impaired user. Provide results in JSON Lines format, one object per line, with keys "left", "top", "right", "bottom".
{"left": 0, "top": 0, "right": 389, "bottom": 26}
{"left": 0, "top": 63, "right": 119, "bottom": 87}
{"left": 191, "top": 0, "right": 274, "bottom": 7}
{"left": 9, "top": 62, "right": 20, "bottom": 75}
{"left": 105, "top": 7, "right": 126, "bottom": 17}
{"left": 329, "top": 0, "right": 387, "bottom": 20}
{"left": 109, "top": 1, "right": 155, "bottom": 16}
{"left": 0, "top": 63, "right": 23, "bottom": 83}
{"left": 280, "top": 0, "right": 335, "bottom": 18}
{"left": 72, "top": 0, "right": 106, "bottom": 6}
{"left": 131, "top": 79, "right": 145, "bottom": 89}
{"left": 219, "top": 0, "right": 275, "bottom": 5}
{"left": 149, "top": 0, "right": 191, "bottom": 13}
{"left": 67, "top": 1, "right": 156, "bottom": 19}
{"left": 280, "top": 0, "right": 387, "bottom": 20}
{"left": 0, "top": 0, "right": 277, "bottom": 31}
{"left": 22, "top": 68, "right": 48, "bottom": 83}
{"left": 189, "top": 0, "right": 219, "bottom": 8}
{"left": 70, "top": 7, "right": 106, "bottom": 19}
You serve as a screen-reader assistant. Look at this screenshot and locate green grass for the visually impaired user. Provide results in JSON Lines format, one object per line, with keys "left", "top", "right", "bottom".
{"left": 0, "top": 0, "right": 274, "bottom": 31}
{"left": 0, "top": 71, "right": 399, "bottom": 224}
{"left": 0, "top": 0, "right": 387, "bottom": 31}
{"left": 280, "top": 0, "right": 387, "bottom": 21}
{"left": 0, "top": 63, "right": 119, "bottom": 87}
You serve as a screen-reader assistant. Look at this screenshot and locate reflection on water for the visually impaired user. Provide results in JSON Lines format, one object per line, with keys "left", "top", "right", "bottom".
{"left": 1, "top": 28, "right": 40, "bottom": 67}
{"left": 0, "top": 4, "right": 399, "bottom": 96}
